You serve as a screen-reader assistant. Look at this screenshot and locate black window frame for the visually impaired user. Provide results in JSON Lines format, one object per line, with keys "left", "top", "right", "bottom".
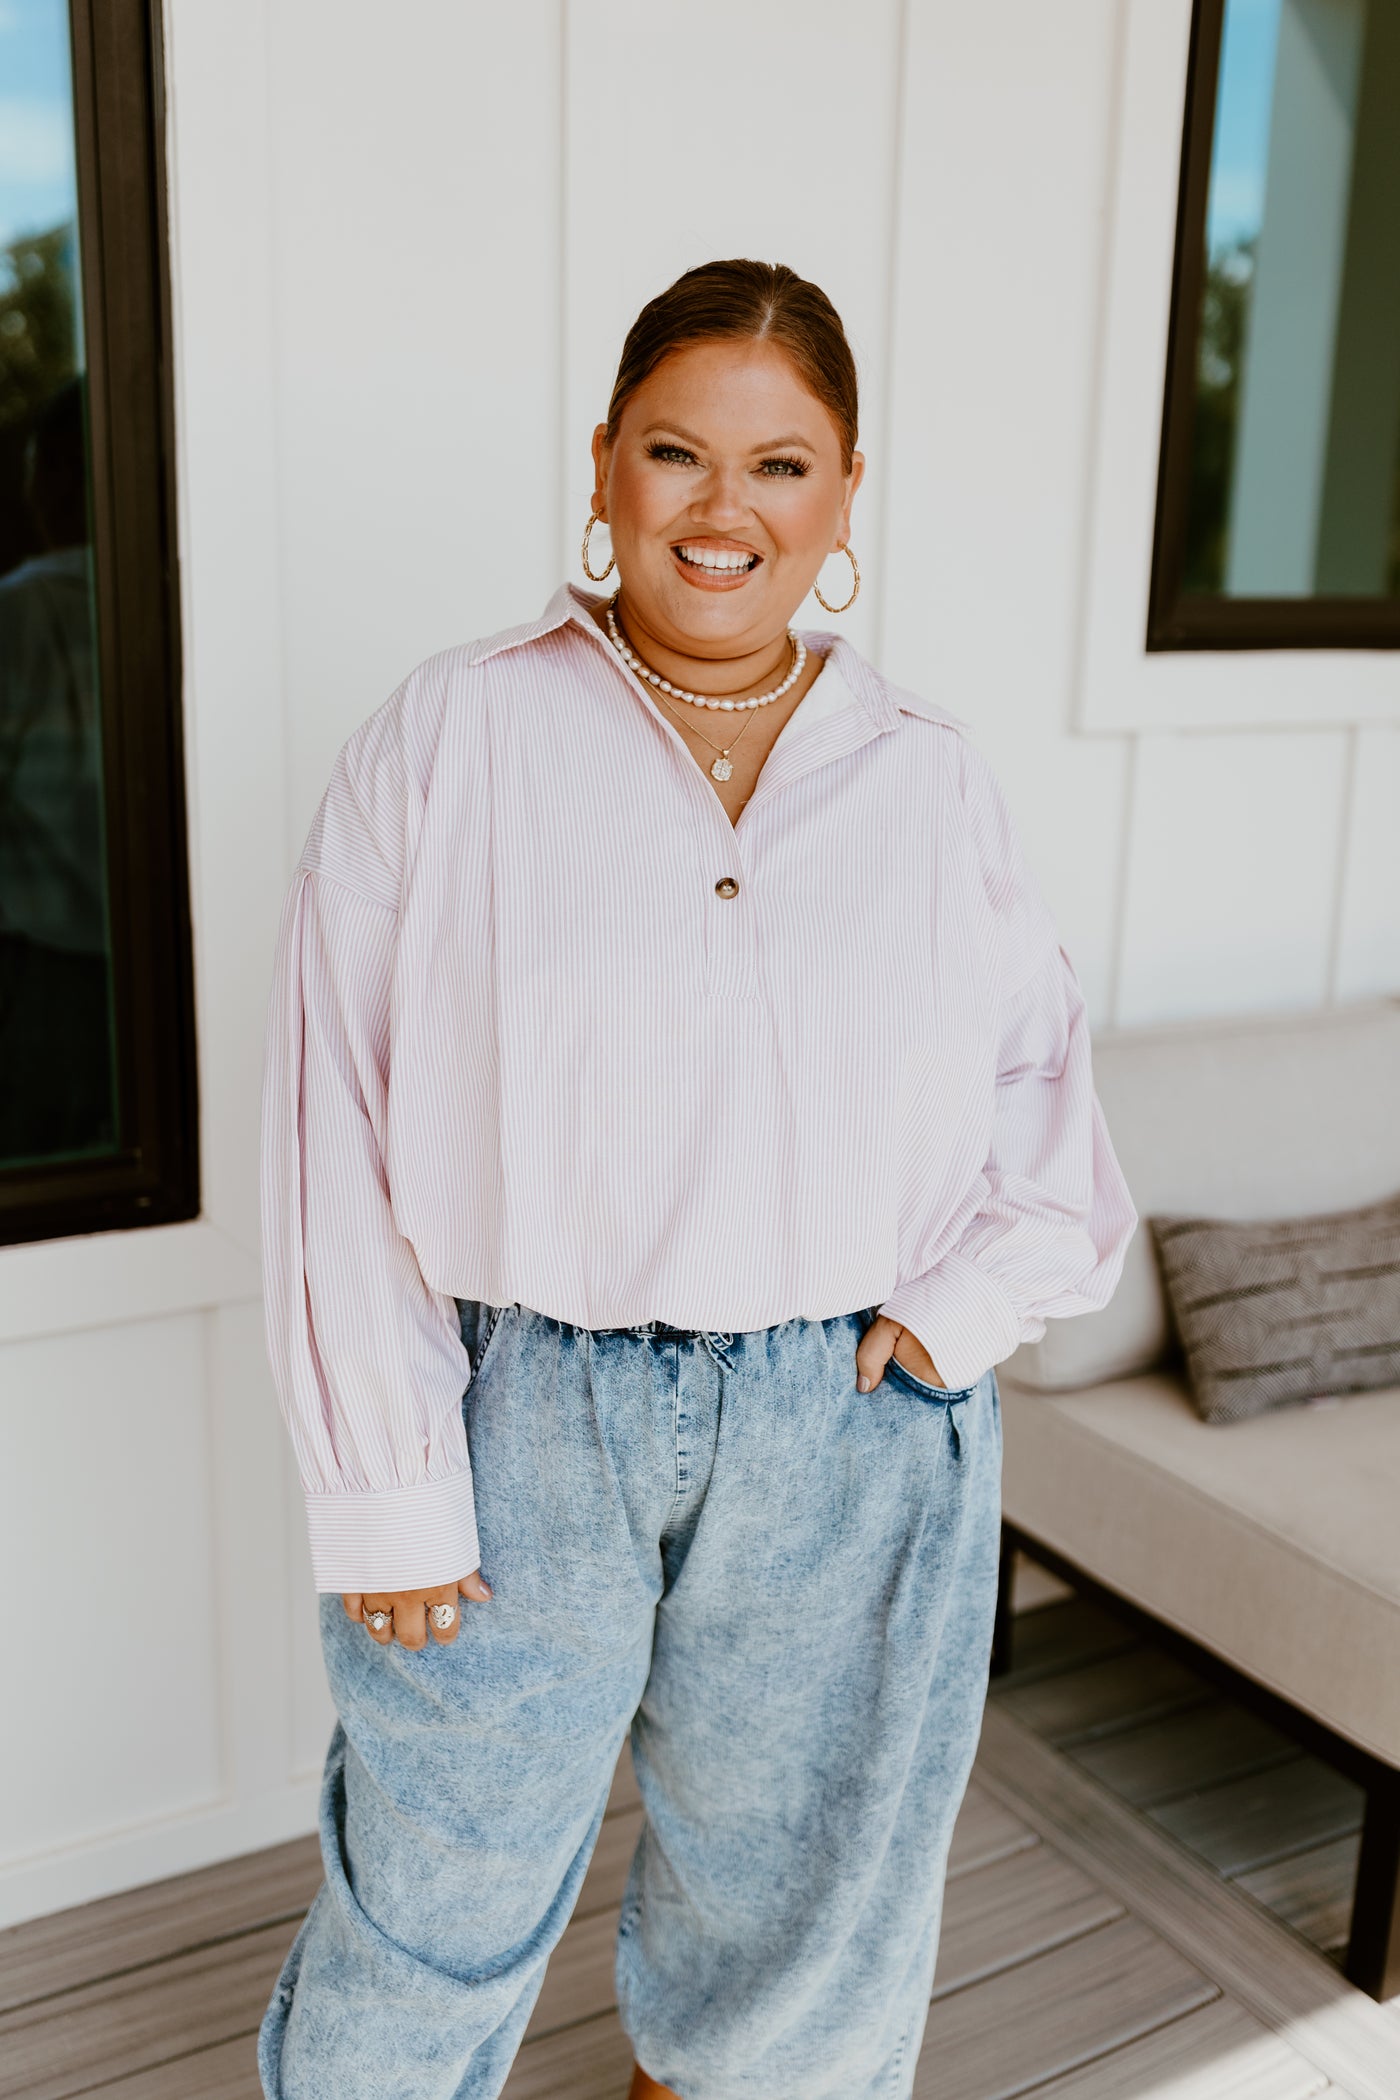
{"left": 1, "top": 0, "right": 198, "bottom": 1247}
{"left": 1148, "top": 0, "right": 1400, "bottom": 651}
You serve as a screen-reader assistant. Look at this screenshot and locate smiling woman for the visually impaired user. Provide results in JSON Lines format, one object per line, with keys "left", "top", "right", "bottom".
{"left": 256, "top": 257, "right": 1137, "bottom": 2100}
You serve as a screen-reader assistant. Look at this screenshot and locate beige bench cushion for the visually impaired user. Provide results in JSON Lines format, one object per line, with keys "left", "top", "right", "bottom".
{"left": 1005, "top": 996, "right": 1400, "bottom": 1393}
{"left": 1000, "top": 1369, "right": 1400, "bottom": 1767}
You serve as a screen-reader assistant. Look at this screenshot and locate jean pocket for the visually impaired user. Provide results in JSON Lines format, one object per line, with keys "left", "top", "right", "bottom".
{"left": 856, "top": 1304, "right": 980, "bottom": 1405}
{"left": 883, "top": 1354, "right": 981, "bottom": 1405}
{"left": 466, "top": 1302, "right": 515, "bottom": 1388}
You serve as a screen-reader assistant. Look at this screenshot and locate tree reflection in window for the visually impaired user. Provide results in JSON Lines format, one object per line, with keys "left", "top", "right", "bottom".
{"left": 0, "top": 1, "right": 118, "bottom": 1167}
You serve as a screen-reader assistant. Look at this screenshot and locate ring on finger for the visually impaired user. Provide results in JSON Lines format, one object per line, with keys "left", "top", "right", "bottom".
{"left": 363, "top": 1607, "right": 391, "bottom": 1633}
{"left": 429, "top": 1601, "right": 458, "bottom": 1629}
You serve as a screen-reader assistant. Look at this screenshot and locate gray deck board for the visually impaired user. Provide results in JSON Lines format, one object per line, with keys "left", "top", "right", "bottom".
{"left": 0, "top": 1836, "right": 320, "bottom": 2018}
{"left": 992, "top": 1591, "right": 1371, "bottom": 1971}
{"left": 501, "top": 2007, "right": 637, "bottom": 2100}
{"left": 914, "top": 1915, "right": 1218, "bottom": 2100}
{"left": 1020, "top": 1994, "right": 1332, "bottom": 2098}
{"left": 1235, "top": 1836, "right": 1362, "bottom": 1958}
{"left": 525, "top": 1908, "right": 615, "bottom": 2041}
{"left": 606, "top": 1746, "right": 641, "bottom": 1819}
{"left": 975, "top": 1703, "right": 1400, "bottom": 2100}
{"left": 0, "top": 1919, "right": 297, "bottom": 2100}
{"left": 996, "top": 1648, "right": 1211, "bottom": 1747}
{"left": 1067, "top": 1700, "right": 1300, "bottom": 1808}
{"left": 932, "top": 1841, "right": 1122, "bottom": 1998}
{"left": 576, "top": 1804, "right": 642, "bottom": 1921}
{"left": 1149, "top": 1761, "right": 1365, "bottom": 1878}
{"left": 988, "top": 1596, "right": 1138, "bottom": 1690}
{"left": 68, "top": 2033, "right": 262, "bottom": 2099}
{"left": 945, "top": 1780, "right": 1039, "bottom": 1879}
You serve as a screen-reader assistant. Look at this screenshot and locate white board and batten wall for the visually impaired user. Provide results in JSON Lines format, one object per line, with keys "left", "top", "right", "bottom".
{"left": 0, "top": 0, "right": 1394, "bottom": 1928}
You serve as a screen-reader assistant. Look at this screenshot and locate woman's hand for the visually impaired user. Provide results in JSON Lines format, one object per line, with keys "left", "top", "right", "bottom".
{"left": 856, "top": 1314, "right": 948, "bottom": 1393}
{"left": 340, "top": 1570, "right": 494, "bottom": 1649}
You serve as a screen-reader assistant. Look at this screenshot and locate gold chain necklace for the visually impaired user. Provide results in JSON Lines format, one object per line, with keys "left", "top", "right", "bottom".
{"left": 607, "top": 600, "right": 802, "bottom": 782}
{"left": 649, "top": 675, "right": 770, "bottom": 780}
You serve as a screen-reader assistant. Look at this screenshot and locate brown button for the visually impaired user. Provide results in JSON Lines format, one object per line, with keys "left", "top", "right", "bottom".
{"left": 714, "top": 875, "right": 740, "bottom": 899}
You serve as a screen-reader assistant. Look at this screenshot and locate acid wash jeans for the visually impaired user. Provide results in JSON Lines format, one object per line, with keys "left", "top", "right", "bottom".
{"left": 258, "top": 1300, "right": 1003, "bottom": 2100}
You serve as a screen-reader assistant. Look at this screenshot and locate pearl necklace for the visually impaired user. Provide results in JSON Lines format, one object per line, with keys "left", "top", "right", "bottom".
{"left": 605, "top": 600, "right": 806, "bottom": 714}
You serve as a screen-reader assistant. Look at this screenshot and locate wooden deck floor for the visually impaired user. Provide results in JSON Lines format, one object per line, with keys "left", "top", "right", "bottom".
{"left": 990, "top": 1573, "right": 1366, "bottom": 1968}
{"left": 3, "top": 1582, "right": 1396, "bottom": 2100}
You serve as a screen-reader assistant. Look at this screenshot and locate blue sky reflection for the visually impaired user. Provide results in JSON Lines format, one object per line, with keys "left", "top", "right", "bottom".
{"left": 0, "top": 0, "right": 78, "bottom": 253}
{"left": 1206, "top": 0, "right": 1284, "bottom": 258}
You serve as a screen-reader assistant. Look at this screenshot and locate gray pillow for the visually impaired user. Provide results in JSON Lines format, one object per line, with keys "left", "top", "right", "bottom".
{"left": 1147, "top": 1190, "right": 1400, "bottom": 1425}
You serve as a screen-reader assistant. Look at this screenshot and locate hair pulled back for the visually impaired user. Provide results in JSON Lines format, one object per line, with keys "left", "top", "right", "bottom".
{"left": 605, "top": 259, "right": 859, "bottom": 475}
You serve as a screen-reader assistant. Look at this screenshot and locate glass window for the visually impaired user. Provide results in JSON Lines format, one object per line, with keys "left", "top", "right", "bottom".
{"left": 0, "top": 0, "right": 197, "bottom": 1246}
{"left": 1, "top": 0, "right": 117, "bottom": 1168}
{"left": 1150, "top": 0, "right": 1400, "bottom": 646}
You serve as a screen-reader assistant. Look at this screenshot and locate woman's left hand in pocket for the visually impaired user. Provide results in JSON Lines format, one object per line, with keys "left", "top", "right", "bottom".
{"left": 856, "top": 1314, "right": 947, "bottom": 1393}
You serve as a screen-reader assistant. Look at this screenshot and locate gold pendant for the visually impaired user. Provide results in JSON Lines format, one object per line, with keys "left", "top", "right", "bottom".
{"left": 711, "top": 756, "right": 733, "bottom": 781}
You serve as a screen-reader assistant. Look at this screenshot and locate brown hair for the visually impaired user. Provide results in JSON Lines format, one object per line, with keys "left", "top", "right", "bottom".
{"left": 604, "top": 259, "right": 859, "bottom": 474}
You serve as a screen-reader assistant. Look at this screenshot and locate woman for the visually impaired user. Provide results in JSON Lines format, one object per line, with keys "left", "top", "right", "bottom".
{"left": 257, "top": 259, "right": 1137, "bottom": 2100}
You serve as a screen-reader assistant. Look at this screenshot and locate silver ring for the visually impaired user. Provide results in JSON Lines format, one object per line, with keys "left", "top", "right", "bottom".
{"left": 363, "top": 1607, "right": 391, "bottom": 1632}
{"left": 429, "top": 1601, "right": 458, "bottom": 1629}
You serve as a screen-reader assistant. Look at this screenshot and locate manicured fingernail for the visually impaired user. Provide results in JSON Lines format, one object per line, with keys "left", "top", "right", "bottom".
{"left": 480, "top": 1581, "right": 493, "bottom": 1598}
{"left": 857, "top": 1375, "right": 871, "bottom": 1392}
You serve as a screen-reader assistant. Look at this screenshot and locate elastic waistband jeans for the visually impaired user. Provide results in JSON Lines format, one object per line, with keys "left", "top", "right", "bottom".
{"left": 258, "top": 1300, "right": 1003, "bottom": 2100}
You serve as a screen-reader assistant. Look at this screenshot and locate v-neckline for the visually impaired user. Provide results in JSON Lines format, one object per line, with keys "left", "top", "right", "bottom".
{"left": 575, "top": 607, "right": 884, "bottom": 837}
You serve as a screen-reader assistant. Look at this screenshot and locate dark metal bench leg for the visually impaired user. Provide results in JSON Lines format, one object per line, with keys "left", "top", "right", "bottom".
{"left": 1346, "top": 1783, "right": 1400, "bottom": 2000}
{"left": 989, "top": 1526, "right": 1016, "bottom": 1678}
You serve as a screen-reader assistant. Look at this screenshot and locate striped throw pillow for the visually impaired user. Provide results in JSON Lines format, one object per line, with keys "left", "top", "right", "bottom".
{"left": 1147, "top": 1190, "right": 1400, "bottom": 1425}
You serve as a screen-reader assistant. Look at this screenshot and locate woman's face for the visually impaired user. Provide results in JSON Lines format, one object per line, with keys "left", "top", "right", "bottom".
{"left": 591, "top": 337, "right": 864, "bottom": 663}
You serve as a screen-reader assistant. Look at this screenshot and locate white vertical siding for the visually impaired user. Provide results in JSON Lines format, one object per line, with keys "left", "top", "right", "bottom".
{"left": 266, "top": 0, "right": 566, "bottom": 830}
{"left": 0, "top": 0, "right": 1392, "bottom": 1925}
{"left": 882, "top": 0, "right": 1131, "bottom": 1021}
{"left": 1116, "top": 730, "right": 1351, "bottom": 1024}
{"left": 0, "top": 1317, "right": 222, "bottom": 1875}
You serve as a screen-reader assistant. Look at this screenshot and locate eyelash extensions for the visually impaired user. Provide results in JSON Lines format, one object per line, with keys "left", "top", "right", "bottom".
{"left": 643, "top": 441, "right": 810, "bottom": 478}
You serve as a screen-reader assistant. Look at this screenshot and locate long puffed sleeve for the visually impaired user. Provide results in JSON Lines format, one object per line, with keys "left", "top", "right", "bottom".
{"left": 877, "top": 744, "right": 1138, "bottom": 1390}
{"left": 260, "top": 858, "right": 479, "bottom": 1594}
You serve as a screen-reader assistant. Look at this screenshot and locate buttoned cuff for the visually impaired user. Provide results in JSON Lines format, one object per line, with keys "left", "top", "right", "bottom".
{"left": 304, "top": 1472, "right": 481, "bottom": 1594}
{"left": 878, "top": 1254, "right": 1024, "bottom": 1392}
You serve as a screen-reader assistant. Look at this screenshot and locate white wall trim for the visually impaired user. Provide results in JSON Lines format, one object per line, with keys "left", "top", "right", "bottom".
{"left": 0, "top": 1781, "right": 321, "bottom": 1932}
{"left": 1075, "top": 0, "right": 1400, "bottom": 735}
{"left": 0, "top": 1219, "right": 260, "bottom": 1347}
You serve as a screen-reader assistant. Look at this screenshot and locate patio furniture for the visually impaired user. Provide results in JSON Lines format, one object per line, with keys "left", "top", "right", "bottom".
{"left": 992, "top": 994, "right": 1400, "bottom": 2000}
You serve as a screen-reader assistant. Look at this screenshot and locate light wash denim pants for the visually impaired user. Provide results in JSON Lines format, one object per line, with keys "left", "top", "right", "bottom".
{"left": 258, "top": 1300, "right": 1002, "bottom": 2100}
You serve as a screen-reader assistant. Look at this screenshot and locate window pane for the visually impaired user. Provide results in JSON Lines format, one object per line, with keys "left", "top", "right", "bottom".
{"left": 0, "top": 0, "right": 118, "bottom": 1168}
{"left": 1186, "top": 0, "right": 1400, "bottom": 598}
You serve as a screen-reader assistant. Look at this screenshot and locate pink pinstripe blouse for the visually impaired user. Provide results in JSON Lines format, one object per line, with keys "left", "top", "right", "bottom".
{"left": 260, "top": 582, "right": 1138, "bottom": 1592}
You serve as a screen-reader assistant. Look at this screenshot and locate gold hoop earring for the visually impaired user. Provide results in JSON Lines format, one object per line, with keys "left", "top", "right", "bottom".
{"left": 581, "top": 509, "right": 616, "bottom": 582}
{"left": 813, "top": 542, "right": 859, "bottom": 614}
